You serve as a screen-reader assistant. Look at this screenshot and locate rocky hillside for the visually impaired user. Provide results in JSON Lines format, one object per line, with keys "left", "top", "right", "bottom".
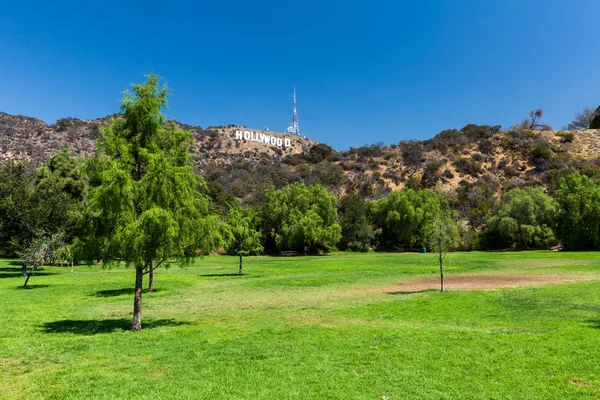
{"left": 2, "top": 112, "right": 600, "bottom": 203}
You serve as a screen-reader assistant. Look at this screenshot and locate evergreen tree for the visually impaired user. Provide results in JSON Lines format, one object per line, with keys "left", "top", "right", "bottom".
{"left": 75, "top": 75, "right": 225, "bottom": 330}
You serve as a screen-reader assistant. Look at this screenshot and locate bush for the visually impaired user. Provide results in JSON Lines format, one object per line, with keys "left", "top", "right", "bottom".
{"left": 453, "top": 157, "right": 481, "bottom": 176}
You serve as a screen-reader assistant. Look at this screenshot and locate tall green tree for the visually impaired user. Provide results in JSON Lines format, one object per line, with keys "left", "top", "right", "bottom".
{"left": 261, "top": 183, "right": 341, "bottom": 253}
{"left": 372, "top": 188, "right": 442, "bottom": 249}
{"left": 555, "top": 173, "right": 600, "bottom": 250}
{"left": 338, "top": 193, "right": 374, "bottom": 251}
{"left": 75, "top": 75, "right": 224, "bottom": 330}
{"left": 225, "top": 206, "right": 262, "bottom": 274}
{"left": 484, "top": 187, "right": 557, "bottom": 250}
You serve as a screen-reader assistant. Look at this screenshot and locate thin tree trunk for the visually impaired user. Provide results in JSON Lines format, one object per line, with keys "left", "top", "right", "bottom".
{"left": 148, "top": 263, "right": 154, "bottom": 292}
{"left": 439, "top": 253, "right": 444, "bottom": 292}
{"left": 23, "top": 267, "right": 33, "bottom": 287}
{"left": 132, "top": 267, "right": 143, "bottom": 330}
{"left": 239, "top": 254, "right": 243, "bottom": 275}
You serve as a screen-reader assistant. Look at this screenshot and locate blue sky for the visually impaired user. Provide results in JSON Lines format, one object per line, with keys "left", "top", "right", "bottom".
{"left": 1, "top": 1, "right": 599, "bottom": 150}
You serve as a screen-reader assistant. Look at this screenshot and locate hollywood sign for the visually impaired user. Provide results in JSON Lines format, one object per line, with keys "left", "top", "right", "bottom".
{"left": 234, "top": 130, "right": 293, "bottom": 148}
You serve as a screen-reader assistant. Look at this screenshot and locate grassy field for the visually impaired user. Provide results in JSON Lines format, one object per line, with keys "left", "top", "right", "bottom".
{"left": 1, "top": 251, "right": 600, "bottom": 399}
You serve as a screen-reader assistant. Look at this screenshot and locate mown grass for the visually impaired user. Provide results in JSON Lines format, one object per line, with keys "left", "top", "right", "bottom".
{"left": 1, "top": 251, "right": 599, "bottom": 399}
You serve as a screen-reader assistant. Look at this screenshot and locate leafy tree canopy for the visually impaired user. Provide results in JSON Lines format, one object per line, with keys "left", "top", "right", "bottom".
{"left": 74, "top": 75, "right": 225, "bottom": 330}
{"left": 261, "top": 183, "right": 341, "bottom": 252}
{"left": 373, "top": 188, "right": 442, "bottom": 249}
{"left": 555, "top": 173, "right": 600, "bottom": 250}
{"left": 484, "top": 187, "right": 557, "bottom": 250}
{"left": 338, "top": 193, "right": 374, "bottom": 252}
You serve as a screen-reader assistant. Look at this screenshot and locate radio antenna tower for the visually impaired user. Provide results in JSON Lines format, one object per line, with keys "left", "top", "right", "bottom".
{"left": 287, "top": 87, "right": 300, "bottom": 136}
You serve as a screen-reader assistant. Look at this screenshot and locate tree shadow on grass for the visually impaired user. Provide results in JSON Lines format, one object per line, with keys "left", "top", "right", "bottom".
{"left": 388, "top": 289, "right": 439, "bottom": 295}
{"left": 91, "top": 288, "right": 161, "bottom": 297}
{"left": 16, "top": 284, "right": 49, "bottom": 290}
{"left": 0, "top": 266, "right": 54, "bottom": 279}
{"left": 586, "top": 320, "right": 600, "bottom": 330}
{"left": 199, "top": 273, "right": 245, "bottom": 277}
{"left": 40, "top": 318, "right": 189, "bottom": 335}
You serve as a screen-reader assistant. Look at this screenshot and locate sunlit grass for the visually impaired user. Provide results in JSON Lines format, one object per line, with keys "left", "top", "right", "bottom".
{"left": 1, "top": 251, "right": 599, "bottom": 399}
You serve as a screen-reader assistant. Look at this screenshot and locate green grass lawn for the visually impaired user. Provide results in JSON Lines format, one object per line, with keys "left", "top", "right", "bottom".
{"left": 1, "top": 251, "right": 600, "bottom": 399}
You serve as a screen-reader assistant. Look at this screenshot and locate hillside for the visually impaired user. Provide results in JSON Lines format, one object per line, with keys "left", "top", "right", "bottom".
{"left": 2, "top": 112, "right": 600, "bottom": 204}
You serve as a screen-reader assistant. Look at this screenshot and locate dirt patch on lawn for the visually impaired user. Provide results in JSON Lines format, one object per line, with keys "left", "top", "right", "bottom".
{"left": 391, "top": 274, "right": 594, "bottom": 293}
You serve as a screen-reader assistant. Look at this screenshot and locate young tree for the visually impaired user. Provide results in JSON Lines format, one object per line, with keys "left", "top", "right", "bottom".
{"left": 424, "top": 212, "right": 460, "bottom": 292}
{"left": 225, "top": 207, "right": 263, "bottom": 274}
{"left": 19, "top": 232, "right": 64, "bottom": 287}
{"left": 75, "top": 75, "right": 224, "bottom": 330}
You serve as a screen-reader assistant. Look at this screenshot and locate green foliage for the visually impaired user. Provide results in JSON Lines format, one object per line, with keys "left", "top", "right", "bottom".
{"left": 338, "top": 193, "right": 374, "bottom": 251}
{"left": 424, "top": 211, "right": 460, "bottom": 291}
{"left": 35, "top": 146, "right": 86, "bottom": 201}
{"left": 261, "top": 183, "right": 341, "bottom": 252}
{"left": 19, "top": 232, "right": 65, "bottom": 287}
{"left": 77, "top": 75, "right": 224, "bottom": 267}
{"left": 373, "top": 188, "right": 442, "bottom": 249}
{"left": 305, "top": 143, "right": 334, "bottom": 163}
{"left": 74, "top": 75, "right": 225, "bottom": 329}
{"left": 555, "top": 173, "right": 600, "bottom": 250}
{"left": 453, "top": 157, "right": 481, "bottom": 176}
{"left": 225, "top": 206, "right": 263, "bottom": 257}
{"left": 484, "top": 187, "right": 557, "bottom": 250}
{"left": 0, "top": 161, "right": 74, "bottom": 257}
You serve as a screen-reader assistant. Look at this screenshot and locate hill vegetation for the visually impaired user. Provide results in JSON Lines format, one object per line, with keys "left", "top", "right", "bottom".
{"left": 2, "top": 76, "right": 600, "bottom": 277}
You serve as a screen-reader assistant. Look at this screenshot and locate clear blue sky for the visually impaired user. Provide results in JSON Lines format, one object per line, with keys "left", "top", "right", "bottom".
{"left": 1, "top": 1, "right": 599, "bottom": 150}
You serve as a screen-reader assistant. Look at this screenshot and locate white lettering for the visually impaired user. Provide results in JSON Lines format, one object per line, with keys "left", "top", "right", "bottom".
{"left": 233, "top": 130, "right": 294, "bottom": 149}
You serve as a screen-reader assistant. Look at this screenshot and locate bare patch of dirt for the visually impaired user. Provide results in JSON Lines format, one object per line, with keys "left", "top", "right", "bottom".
{"left": 391, "top": 274, "right": 594, "bottom": 293}
{"left": 569, "top": 379, "right": 590, "bottom": 387}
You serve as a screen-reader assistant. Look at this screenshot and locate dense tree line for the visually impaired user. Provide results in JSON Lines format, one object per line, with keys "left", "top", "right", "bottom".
{"left": 2, "top": 76, "right": 600, "bottom": 327}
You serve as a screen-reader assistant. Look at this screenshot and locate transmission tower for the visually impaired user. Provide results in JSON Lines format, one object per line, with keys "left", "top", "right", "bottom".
{"left": 287, "top": 87, "right": 300, "bottom": 136}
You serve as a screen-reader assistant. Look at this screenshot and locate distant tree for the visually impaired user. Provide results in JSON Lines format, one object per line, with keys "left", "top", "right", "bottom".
{"left": 424, "top": 211, "right": 460, "bottom": 292}
{"left": 0, "top": 161, "right": 74, "bottom": 258}
{"left": 225, "top": 207, "right": 263, "bottom": 275}
{"left": 566, "top": 107, "right": 596, "bottom": 130}
{"left": 338, "top": 193, "right": 374, "bottom": 251}
{"left": 19, "top": 232, "right": 64, "bottom": 287}
{"left": 372, "top": 188, "right": 442, "bottom": 249}
{"left": 35, "top": 146, "right": 86, "bottom": 201}
{"left": 513, "top": 109, "right": 552, "bottom": 131}
{"left": 261, "top": 183, "right": 341, "bottom": 253}
{"left": 555, "top": 173, "right": 600, "bottom": 250}
{"left": 75, "top": 75, "right": 225, "bottom": 330}
{"left": 484, "top": 187, "right": 557, "bottom": 250}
